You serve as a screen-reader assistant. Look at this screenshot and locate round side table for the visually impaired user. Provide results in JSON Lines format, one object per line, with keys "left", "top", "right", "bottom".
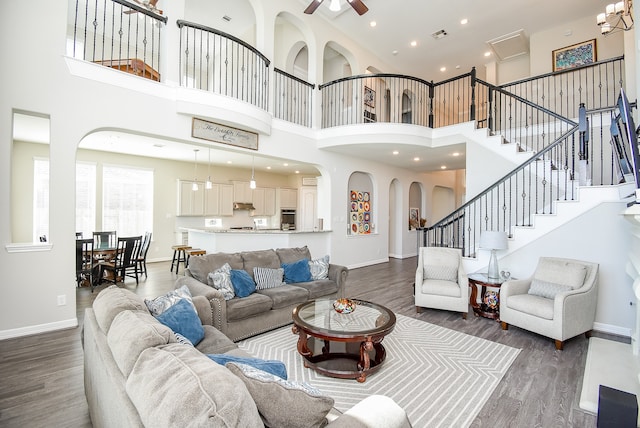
{"left": 468, "top": 273, "right": 511, "bottom": 321}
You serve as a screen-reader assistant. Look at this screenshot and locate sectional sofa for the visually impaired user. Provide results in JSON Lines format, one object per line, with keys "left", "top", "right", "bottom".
{"left": 83, "top": 285, "right": 411, "bottom": 427}
{"left": 175, "top": 246, "right": 348, "bottom": 341}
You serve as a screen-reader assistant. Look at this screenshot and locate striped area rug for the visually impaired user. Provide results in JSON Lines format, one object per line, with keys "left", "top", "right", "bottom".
{"left": 238, "top": 314, "right": 520, "bottom": 428}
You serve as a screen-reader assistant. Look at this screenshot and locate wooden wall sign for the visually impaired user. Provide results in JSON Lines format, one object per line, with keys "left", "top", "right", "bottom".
{"left": 192, "top": 118, "right": 258, "bottom": 150}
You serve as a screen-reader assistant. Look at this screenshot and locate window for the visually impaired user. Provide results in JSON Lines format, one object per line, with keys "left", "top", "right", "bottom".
{"left": 102, "top": 165, "right": 154, "bottom": 236}
{"left": 76, "top": 162, "right": 96, "bottom": 238}
{"left": 33, "top": 158, "right": 49, "bottom": 242}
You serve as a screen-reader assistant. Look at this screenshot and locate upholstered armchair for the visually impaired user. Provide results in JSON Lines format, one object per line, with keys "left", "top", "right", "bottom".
{"left": 415, "top": 247, "right": 469, "bottom": 319}
{"left": 500, "top": 257, "right": 599, "bottom": 350}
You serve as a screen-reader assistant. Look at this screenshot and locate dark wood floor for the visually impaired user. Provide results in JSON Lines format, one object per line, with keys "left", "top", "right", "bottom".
{"left": 0, "top": 257, "right": 601, "bottom": 427}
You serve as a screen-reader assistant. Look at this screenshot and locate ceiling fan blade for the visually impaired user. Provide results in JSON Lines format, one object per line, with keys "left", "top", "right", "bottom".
{"left": 348, "top": 0, "right": 369, "bottom": 15}
{"left": 304, "top": 0, "right": 324, "bottom": 14}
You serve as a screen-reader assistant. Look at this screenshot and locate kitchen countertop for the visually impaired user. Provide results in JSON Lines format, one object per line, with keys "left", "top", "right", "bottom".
{"left": 182, "top": 227, "right": 331, "bottom": 234}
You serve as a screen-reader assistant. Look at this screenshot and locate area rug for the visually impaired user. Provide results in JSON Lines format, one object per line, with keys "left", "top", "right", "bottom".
{"left": 238, "top": 314, "right": 520, "bottom": 428}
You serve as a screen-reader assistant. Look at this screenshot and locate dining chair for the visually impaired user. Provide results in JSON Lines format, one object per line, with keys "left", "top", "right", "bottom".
{"left": 135, "top": 231, "right": 152, "bottom": 278}
{"left": 76, "top": 232, "right": 83, "bottom": 239}
{"left": 93, "top": 231, "right": 117, "bottom": 250}
{"left": 76, "top": 238, "right": 98, "bottom": 291}
{"left": 100, "top": 236, "right": 142, "bottom": 285}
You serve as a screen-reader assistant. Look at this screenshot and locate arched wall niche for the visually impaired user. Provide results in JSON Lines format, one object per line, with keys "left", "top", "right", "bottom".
{"left": 274, "top": 12, "right": 312, "bottom": 80}
{"left": 408, "top": 181, "right": 422, "bottom": 229}
{"left": 323, "top": 41, "right": 356, "bottom": 83}
{"left": 347, "top": 171, "right": 374, "bottom": 235}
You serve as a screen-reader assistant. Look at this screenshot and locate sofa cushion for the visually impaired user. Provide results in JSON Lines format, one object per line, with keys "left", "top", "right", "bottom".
{"left": 230, "top": 269, "right": 256, "bottom": 297}
{"left": 196, "top": 325, "right": 241, "bottom": 355}
{"left": 254, "top": 267, "right": 285, "bottom": 290}
{"left": 126, "top": 344, "right": 263, "bottom": 428}
{"left": 283, "top": 258, "right": 313, "bottom": 284}
{"left": 507, "top": 294, "right": 555, "bottom": 320}
{"left": 107, "top": 310, "right": 175, "bottom": 377}
{"left": 226, "top": 361, "right": 334, "bottom": 428}
{"left": 293, "top": 280, "right": 339, "bottom": 299}
{"left": 189, "top": 252, "right": 244, "bottom": 284}
{"left": 309, "top": 255, "right": 330, "bottom": 280}
{"left": 144, "top": 284, "right": 196, "bottom": 316}
{"left": 226, "top": 293, "right": 273, "bottom": 321}
{"left": 207, "top": 263, "right": 235, "bottom": 300}
{"left": 424, "top": 264, "right": 458, "bottom": 282}
{"left": 241, "top": 249, "right": 281, "bottom": 279}
{"left": 207, "top": 354, "right": 287, "bottom": 380}
{"left": 528, "top": 279, "right": 573, "bottom": 299}
{"left": 155, "top": 298, "right": 205, "bottom": 346}
{"left": 276, "top": 246, "right": 312, "bottom": 264}
{"left": 93, "top": 285, "right": 148, "bottom": 334}
{"left": 256, "top": 284, "right": 310, "bottom": 309}
{"left": 421, "top": 279, "right": 461, "bottom": 297}
{"left": 533, "top": 259, "right": 587, "bottom": 289}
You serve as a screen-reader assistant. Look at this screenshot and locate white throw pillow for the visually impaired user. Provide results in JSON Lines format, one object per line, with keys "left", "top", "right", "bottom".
{"left": 308, "top": 255, "right": 330, "bottom": 280}
{"left": 423, "top": 264, "right": 458, "bottom": 282}
{"left": 144, "top": 284, "right": 195, "bottom": 316}
{"left": 207, "top": 262, "right": 235, "bottom": 300}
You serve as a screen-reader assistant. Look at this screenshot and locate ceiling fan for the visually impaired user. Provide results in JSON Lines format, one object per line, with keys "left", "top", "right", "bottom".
{"left": 124, "top": 0, "right": 163, "bottom": 15}
{"left": 304, "top": 0, "right": 369, "bottom": 16}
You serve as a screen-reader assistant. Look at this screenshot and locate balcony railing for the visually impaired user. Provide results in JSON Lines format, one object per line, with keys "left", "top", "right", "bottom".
{"left": 176, "top": 20, "right": 270, "bottom": 111}
{"left": 70, "top": 0, "right": 167, "bottom": 80}
{"left": 274, "top": 68, "right": 314, "bottom": 127}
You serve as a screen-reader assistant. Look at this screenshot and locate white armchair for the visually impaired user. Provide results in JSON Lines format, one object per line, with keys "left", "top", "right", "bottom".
{"left": 500, "top": 257, "right": 599, "bottom": 350}
{"left": 415, "top": 247, "right": 469, "bottom": 319}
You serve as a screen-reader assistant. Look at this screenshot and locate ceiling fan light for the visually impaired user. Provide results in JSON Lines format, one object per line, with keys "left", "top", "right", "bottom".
{"left": 329, "top": 0, "right": 341, "bottom": 12}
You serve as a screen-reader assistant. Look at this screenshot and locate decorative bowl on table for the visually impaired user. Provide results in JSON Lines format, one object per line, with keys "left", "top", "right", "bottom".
{"left": 333, "top": 298, "right": 356, "bottom": 314}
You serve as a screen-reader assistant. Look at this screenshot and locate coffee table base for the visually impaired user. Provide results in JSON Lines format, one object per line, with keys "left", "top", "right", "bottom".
{"left": 292, "top": 326, "right": 386, "bottom": 383}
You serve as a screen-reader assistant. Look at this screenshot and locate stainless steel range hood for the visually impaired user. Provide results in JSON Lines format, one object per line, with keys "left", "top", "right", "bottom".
{"left": 233, "top": 202, "right": 256, "bottom": 210}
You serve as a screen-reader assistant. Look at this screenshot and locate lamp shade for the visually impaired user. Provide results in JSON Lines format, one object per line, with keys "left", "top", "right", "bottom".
{"left": 479, "top": 231, "right": 508, "bottom": 250}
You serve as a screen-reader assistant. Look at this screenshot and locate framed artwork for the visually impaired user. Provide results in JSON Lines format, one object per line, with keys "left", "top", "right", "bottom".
{"left": 409, "top": 207, "right": 419, "bottom": 229}
{"left": 192, "top": 117, "right": 258, "bottom": 150}
{"left": 349, "top": 190, "right": 371, "bottom": 235}
{"left": 364, "top": 86, "right": 375, "bottom": 108}
{"left": 552, "top": 39, "right": 596, "bottom": 72}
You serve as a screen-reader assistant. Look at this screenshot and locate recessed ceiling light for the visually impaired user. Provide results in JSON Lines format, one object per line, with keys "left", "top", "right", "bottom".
{"left": 295, "top": 170, "right": 300, "bottom": 174}
{"left": 460, "top": 18, "right": 468, "bottom": 25}
{"left": 440, "top": 67, "right": 446, "bottom": 72}
{"left": 370, "top": 21, "right": 377, "bottom": 27}
{"left": 440, "top": 165, "right": 447, "bottom": 169}
{"left": 452, "top": 152, "right": 460, "bottom": 156}
{"left": 455, "top": 65, "right": 461, "bottom": 69}
{"left": 392, "top": 50, "right": 399, "bottom": 55}
{"left": 226, "top": 160, "right": 232, "bottom": 164}
{"left": 484, "top": 51, "right": 492, "bottom": 57}
{"left": 393, "top": 150, "right": 399, "bottom": 155}
{"left": 410, "top": 40, "right": 417, "bottom": 47}
{"left": 266, "top": 166, "right": 271, "bottom": 170}
{"left": 413, "top": 157, "right": 420, "bottom": 161}
{"left": 283, "top": 163, "right": 289, "bottom": 167}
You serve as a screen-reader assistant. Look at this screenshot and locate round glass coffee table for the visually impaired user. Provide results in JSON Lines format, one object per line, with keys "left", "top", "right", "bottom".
{"left": 292, "top": 298, "right": 396, "bottom": 382}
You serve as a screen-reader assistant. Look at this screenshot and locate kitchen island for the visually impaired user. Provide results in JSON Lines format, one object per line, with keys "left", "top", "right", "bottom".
{"left": 184, "top": 228, "right": 332, "bottom": 258}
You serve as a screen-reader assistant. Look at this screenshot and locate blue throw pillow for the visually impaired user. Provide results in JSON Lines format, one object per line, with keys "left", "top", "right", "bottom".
{"left": 207, "top": 354, "right": 288, "bottom": 380}
{"left": 155, "top": 298, "right": 205, "bottom": 346}
{"left": 230, "top": 269, "right": 256, "bottom": 297}
{"left": 282, "top": 258, "right": 312, "bottom": 283}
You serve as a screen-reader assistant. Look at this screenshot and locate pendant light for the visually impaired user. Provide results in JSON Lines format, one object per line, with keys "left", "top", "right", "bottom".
{"left": 205, "top": 147, "right": 213, "bottom": 189}
{"left": 249, "top": 156, "right": 257, "bottom": 189}
{"left": 192, "top": 149, "right": 199, "bottom": 191}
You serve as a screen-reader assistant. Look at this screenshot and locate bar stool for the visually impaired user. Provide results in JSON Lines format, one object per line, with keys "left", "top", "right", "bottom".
{"left": 185, "top": 248, "right": 206, "bottom": 266}
{"left": 171, "top": 245, "right": 191, "bottom": 274}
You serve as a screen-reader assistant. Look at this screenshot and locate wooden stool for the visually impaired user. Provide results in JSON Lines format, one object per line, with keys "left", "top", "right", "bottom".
{"left": 185, "top": 248, "right": 206, "bottom": 266}
{"left": 171, "top": 245, "right": 192, "bottom": 274}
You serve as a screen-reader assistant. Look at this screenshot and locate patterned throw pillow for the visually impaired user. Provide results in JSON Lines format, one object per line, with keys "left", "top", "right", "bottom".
{"left": 207, "top": 263, "right": 235, "bottom": 300}
{"left": 253, "top": 267, "right": 285, "bottom": 290}
{"left": 308, "top": 255, "right": 330, "bottom": 280}
{"left": 423, "top": 264, "right": 458, "bottom": 282}
{"left": 528, "top": 279, "right": 573, "bottom": 299}
{"left": 226, "top": 362, "right": 334, "bottom": 428}
{"left": 144, "top": 285, "right": 195, "bottom": 316}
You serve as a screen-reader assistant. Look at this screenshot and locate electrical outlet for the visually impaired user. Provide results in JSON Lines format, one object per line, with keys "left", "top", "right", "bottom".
{"left": 57, "top": 295, "right": 66, "bottom": 306}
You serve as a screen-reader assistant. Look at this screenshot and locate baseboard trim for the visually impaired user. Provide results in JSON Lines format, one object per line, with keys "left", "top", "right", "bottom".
{"left": 347, "top": 257, "right": 389, "bottom": 270}
{"left": 0, "top": 318, "right": 78, "bottom": 340}
{"left": 594, "top": 322, "right": 632, "bottom": 338}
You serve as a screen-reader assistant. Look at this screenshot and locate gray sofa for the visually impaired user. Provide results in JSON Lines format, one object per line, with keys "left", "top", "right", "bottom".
{"left": 83, "top": 285, "right": 411, "bottom": 428}
{"left": 176, "top": 246, "right": 348, "bottom": 342}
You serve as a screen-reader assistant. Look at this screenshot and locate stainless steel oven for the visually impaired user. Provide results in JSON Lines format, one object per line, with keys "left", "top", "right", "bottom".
{"left": 280, "top": 209, "right": 296, "bottom": 230}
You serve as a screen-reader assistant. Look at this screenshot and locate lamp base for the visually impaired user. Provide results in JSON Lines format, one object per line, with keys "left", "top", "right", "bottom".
{"left": 487, "top": 249, "right": 500, "bottom": 281}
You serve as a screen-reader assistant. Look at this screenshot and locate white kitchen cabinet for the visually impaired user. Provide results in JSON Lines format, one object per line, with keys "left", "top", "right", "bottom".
{"left": 233, "top": 181, "right": 253, "bottom": 203}
{"left": 177, "top": 180, "right": 205, "bottom": 216}
{"left": 251, "top": 187, "right": 276, "bottom": 216}
{"left": 279, "top": 188, "right": 298, "bottom": 209}
{"left": 204, "top": 183, "right": 234, "bottom": 216}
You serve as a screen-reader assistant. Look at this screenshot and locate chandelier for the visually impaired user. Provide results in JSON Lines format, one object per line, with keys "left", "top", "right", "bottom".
{"left": 596, "top": 0, "right": 634, "bottom": 35}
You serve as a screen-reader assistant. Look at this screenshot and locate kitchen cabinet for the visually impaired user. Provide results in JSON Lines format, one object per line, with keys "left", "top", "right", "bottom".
{"left": 251, "top": 187, "right": 276, "bottom": 216}
{"left": 177, "top": 180, "right": 205, "bottom": 216}
{"left": 233, "top": 181, "right": 253, "bottom": 203}
{"left": 279, "top": 188, "right": 298, "bottom": 209}
{"left": 205, "top": 183, "right": 234, "bottom": 216}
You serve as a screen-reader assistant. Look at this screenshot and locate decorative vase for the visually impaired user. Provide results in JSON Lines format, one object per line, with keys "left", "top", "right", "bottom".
{"left": 333, "top": 298, "right": 356, "bottom": 314}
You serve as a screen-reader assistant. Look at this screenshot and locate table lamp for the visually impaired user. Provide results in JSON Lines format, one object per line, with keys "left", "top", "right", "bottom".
{"left": 479, "top": 231, "right": 508, "bottom": 281}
